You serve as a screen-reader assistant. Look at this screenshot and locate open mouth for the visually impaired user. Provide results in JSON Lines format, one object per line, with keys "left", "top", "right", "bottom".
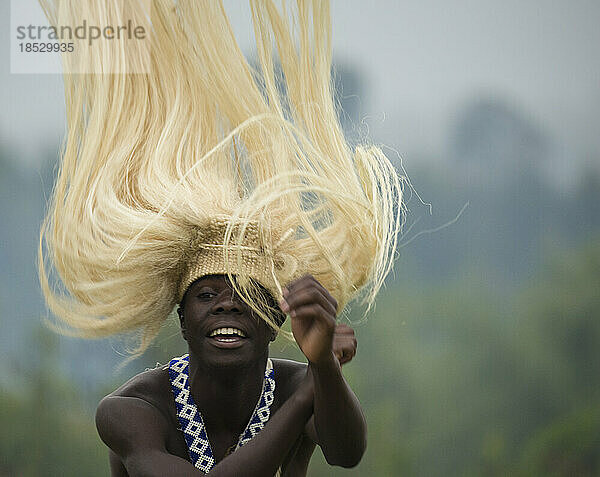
{"left": 208, "top": 327, "right": 247, "bottom": 345}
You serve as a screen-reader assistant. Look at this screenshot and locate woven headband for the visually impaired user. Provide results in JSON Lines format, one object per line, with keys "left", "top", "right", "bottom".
{"left": 177, "top": 216, "right": 296, "bottom": 304}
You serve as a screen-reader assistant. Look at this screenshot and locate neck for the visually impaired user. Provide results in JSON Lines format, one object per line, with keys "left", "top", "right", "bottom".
{"left": 187, "top": 350, "right": 268, "bottom": 431}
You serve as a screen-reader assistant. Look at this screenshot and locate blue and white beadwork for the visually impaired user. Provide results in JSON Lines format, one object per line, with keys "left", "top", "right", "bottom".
{"left": 168, "top": 354, "right": 276, "bottom": 473}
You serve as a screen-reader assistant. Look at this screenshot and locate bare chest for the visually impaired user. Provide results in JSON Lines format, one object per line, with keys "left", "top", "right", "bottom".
{"left": 158, "top": 383, "right": 314, "bottom": 475}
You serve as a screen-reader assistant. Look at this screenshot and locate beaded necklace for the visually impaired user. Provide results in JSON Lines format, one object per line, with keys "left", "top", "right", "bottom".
{"left": 168, "top": 354, "right": 276, "bottom": 473}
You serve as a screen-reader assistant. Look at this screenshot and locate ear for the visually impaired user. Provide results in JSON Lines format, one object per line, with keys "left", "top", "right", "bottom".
{"left": 177, "top": 306, "right": 187, "bottom": 341}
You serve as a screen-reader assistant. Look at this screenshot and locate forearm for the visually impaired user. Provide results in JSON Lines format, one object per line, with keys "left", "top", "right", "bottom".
{"left": 102, "top": 388, "right": 312, "bottom": 477}
{"left": 127, "top": 391, "right": 311, "bottom": 477}
{"left": 281, "top": 274, "right": 366, "bottom": 467}
{"left": 210, "top": 380, "right": 313, "bottom": 477}
{"left": 310, "top": 352, "right": 367, "bottom": 467}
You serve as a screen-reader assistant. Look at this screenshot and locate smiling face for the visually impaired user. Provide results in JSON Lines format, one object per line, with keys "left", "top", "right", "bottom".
{"left": 178, "top": 274, "right": 283, "bottom": 369}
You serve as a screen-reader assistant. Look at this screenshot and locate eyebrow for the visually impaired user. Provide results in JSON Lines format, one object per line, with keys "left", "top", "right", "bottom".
{"left": 192, "top": 276, "right": 230, "bottom": 290}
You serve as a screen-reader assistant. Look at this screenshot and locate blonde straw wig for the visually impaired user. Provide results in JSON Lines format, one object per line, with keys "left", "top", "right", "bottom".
{"left": 38, "top": 0, "right": 403, "bottom": 356}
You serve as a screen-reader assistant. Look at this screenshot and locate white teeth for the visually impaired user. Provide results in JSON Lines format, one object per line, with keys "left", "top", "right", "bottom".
{"left": 209, "top": 327, "right": 246, "bottom": 338}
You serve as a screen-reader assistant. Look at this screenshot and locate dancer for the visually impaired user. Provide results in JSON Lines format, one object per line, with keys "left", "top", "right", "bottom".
{"left": 38, "top": 1, "right": 402, "bottom": 475}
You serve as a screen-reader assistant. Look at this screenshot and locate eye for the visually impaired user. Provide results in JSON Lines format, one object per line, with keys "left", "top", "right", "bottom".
{"left": 196, "top": 288, "right": 217, "bottom": 300}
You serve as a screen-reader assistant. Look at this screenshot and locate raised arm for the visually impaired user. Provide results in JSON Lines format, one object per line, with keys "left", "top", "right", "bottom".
{"left": 96, "top": 374, "right": 314, "bottom": 477}
{"left": 280, "top": 275, "right": 367, "bottom": 468}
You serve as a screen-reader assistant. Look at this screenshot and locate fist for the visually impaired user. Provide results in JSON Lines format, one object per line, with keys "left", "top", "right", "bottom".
{"left": 332, "top": 323, "right": 357, "bottom": 366}
{"left": 279, "top": 275, "right": 338, "bottom": 365}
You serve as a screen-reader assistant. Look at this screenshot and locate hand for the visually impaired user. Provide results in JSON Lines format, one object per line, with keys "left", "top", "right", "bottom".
{"left": 279, "top": 275, "right": 338, "bottom": 366}
{"left": 332, "top": 323, "right": 357, "bottom": 366}
{"left": 292, "top": 323, "right": 358, "bottom": 413}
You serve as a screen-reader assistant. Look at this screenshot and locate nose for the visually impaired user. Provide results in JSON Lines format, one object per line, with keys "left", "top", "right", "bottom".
{"left": 210, "top": 290, "right": 244, "bottom": 315}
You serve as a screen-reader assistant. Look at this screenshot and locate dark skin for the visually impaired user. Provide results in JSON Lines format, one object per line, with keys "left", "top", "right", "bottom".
{"left": 96, "top": 274, "right": 365, "bottom": 476}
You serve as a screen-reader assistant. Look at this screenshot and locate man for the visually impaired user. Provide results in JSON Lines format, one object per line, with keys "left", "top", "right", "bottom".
{"left": 96, "top": 274, "right": 366, "bottom": 476}
{"left": 39, "top": 2, "right": 402, "bottom": 474}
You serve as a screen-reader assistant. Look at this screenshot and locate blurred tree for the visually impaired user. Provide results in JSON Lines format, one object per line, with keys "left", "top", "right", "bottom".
{"left": 517, "top": 405, "right": 600, "bottom": 477}
{"left": 0, "top": 325, "right": 107, "bottom": 477}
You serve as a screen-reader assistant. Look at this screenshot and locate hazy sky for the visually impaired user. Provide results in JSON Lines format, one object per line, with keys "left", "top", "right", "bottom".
{"left": 2, "top": 0, "right": 599, "bottom": 169}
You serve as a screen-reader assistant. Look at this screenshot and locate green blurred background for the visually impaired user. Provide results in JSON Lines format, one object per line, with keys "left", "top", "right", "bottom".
{"left": 2, "top": 1, "right": 599, "bottom": 476}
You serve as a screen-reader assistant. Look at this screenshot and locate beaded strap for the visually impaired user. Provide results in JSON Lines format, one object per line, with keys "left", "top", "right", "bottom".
{"left": 168, "top": 354, "right": 276, "bottom": 473}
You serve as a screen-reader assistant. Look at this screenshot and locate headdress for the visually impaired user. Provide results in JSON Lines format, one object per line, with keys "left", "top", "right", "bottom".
{"left": 38, "top": 0, "right": 403, "bottom": 356}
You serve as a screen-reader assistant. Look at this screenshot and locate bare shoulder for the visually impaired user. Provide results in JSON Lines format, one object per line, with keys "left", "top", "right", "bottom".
{"left": 96, "top": 365, "right": 175, "bottom": 454}
{"left": 271, "top": 358, "right": 307, "bottom": 380}
{"left": 271, "top": 358, "right": 308, "bottom": 402}
{"left": 110, "top": 364, "right": 171, "bottom": 401}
